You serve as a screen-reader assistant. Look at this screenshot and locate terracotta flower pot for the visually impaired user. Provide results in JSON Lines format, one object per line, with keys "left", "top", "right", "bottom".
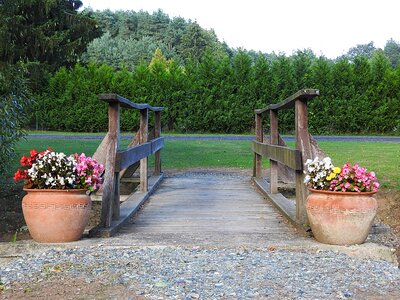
{"left": 306, "top": 188, "right": 377, "bottom": 245}
{"left": 22, "top": 189, "right": 91, "bottom": 243}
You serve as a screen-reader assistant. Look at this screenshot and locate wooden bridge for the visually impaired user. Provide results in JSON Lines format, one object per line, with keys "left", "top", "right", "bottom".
{"left": 89, "top": 90, "right": 322, "bottom": 240}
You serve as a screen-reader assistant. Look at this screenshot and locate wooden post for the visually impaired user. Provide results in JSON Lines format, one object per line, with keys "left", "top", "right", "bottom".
{"left": 140, "top": 108, "right": 149, "bottom": 192}
{"left": 253, "top": 113, "right": 263, "bottom": 178}
{"left": 295, "top": 99, "right": 311, "bottom": 225}
{"left": 270, "top": 109, "right": 278, "bottom": 194}
{"left": 100, "top": 102, "right": 120, "bottom": 227}
{"left": 154, "top": 111, "right": 161, "bottom": 176}
{"left": 112, "top": 173, "right": 120, "bottom": 220}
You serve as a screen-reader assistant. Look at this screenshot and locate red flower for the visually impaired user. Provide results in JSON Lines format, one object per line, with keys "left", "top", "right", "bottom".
{"left": 13, "top": 168, "right": 27, "bottom": 182}
{"left": 20, "top": 155, "right": 29, "bottom": 167}
{"left": 30, "top": 149, "right": 38, "bottom": 158}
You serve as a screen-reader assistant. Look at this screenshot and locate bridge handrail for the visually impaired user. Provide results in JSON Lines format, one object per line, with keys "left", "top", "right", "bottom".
{"left": 99, "top": 93, "right": 164, "bottom": 112}
{"left": 92, "top": 94, "right": 164, "bottom": 233}
{"left": 252, "top": 89, "right": 322, "bottom": 229}
{"left": 254, "top": 89, "right": 319, "bottom": 114}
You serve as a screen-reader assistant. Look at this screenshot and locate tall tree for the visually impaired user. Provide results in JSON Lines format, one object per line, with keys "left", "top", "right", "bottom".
{"left": 0, "top": 0, "right": 100, "bottom": 70}
{"left": 0, "top": 64, "right": 32, "bottom": 178}
{"left": 384, "top": 38, "right": 400, "bottom": 67}
{"left": 345, "top": 41, "right": 376, "bottom": 61}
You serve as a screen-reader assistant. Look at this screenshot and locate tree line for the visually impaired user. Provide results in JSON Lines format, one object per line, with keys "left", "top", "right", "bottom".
{"left": 2, "top": 1, "right": 400, "bottom": 136}
{"left": 35, "top": 47, "right": 399, "bottom": 134}
{"left": 1, "top": 1, "right": 400, "bottom": 177}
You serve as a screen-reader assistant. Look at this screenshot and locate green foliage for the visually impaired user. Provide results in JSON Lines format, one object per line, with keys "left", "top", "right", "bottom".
{"left": 0, "top": 64, "right": 32, "bottom": 178}
{"left": 384, "top": 38, "right": 400, "bottom": 67}
{"left": 33, "top": 46, "right": 400, "bottom": 135}
{"left": 84, "top": 10, "right": 227, "bottom": 67}
{"left": 0, "top": 0, "right": 101, "bottom": 70}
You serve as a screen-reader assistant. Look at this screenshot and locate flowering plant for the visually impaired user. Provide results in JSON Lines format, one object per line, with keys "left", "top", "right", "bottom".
{"left": 14, "top": 149, "right": 104, "bottom": 192}
{"left": 304, "top": 157, "right": 379, "bottom": 193}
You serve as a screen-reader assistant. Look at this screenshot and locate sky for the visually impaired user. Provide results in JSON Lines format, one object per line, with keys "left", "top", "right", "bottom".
{"left": 82, "top": 0, "right": 400, "bottom": 58}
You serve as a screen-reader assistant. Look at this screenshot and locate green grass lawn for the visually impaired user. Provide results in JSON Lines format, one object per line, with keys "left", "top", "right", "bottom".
{"left": 6, "top": 137, "right": 399, "bottom": 189}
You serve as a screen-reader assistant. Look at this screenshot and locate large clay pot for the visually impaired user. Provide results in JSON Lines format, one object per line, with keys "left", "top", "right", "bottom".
{"left": 306, "top": 188, "right": 377, "bottom": 245}
{"left": 22, "top": 189, "right": 91, "bottom": 243}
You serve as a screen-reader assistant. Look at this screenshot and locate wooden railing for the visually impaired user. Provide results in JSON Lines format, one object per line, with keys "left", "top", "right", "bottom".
{"left": 252, "top": 89, "right": 325, "bottom": 229}
{"left": 89, "top": 94, "right": 164, "bottom": 237}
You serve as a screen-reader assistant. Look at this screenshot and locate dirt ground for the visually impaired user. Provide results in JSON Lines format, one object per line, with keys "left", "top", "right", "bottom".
{"left": 1, "top": 171, "right": 399, "bottom": 255}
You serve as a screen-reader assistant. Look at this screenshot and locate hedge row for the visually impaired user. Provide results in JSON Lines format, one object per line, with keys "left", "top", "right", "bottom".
{"left": 31, "top": 50, "right": 400, "bottom": 134}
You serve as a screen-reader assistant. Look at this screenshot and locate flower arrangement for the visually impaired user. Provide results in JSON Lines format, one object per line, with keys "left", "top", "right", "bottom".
{"left": 304, "top": 157, "right": 379, "bottom": 192}
{"left": 14, "top": 149, "right": 104, "bottom": 192}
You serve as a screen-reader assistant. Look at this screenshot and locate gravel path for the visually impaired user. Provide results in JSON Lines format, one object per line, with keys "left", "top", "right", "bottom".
{"left": 1, "top": 245, "right": 399, "bottom": 299}
{"left": 1, "top": 172, "right": 399, "bottom": 299}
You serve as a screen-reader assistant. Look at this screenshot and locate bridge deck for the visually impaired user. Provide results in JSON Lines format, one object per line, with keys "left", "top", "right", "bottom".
{"left": 117, "top": 173, "right": 306, "bottom": 247}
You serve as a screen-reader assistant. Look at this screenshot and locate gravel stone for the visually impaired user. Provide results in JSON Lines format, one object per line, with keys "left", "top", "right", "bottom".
{"left": 1, "top": 246, "right": 399, "bottom": 299}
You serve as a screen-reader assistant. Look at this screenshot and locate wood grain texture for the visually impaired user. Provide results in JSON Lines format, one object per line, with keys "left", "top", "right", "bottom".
{"left": 252, "top": 141, "right": 302, "bottom": 171}
{"left": 140, "top": 108, "right": 149, "bottom": 192}
{"left": 253, "top": 177, "right": 310, "bottom": 234}
{"left": 269, "top": 109, "right": 279, "bottom": 193}
{"left": 89, "top": 174, "right": 164, "bottom": 238}
{"left": 255, "top": 89, "right": 319, "bottom": 114}
{"left": 253, "top": 113, "right": 263, "bottom": 178}
{"left": 154, "top": 111, "right": 162, "bottom": 176}
{"left": 100, "top": 102, "right": 120, "bottom": 228}
{"left": 122, "top": 175, "right": 297, "bottom": 238}
{"left": 295, "top": 99, "right": 310, "bottom": 225}
{"left": 99, "top": 93, "right": 163, "bottom": 111}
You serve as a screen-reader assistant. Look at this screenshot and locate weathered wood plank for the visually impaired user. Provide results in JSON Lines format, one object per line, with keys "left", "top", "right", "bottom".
{"left": 255, "top": 89, "right": 319, "bottom": 114}
{"left": 89, "top": 174, "right": 164, "bottom": 238}
{"left": 140, "top": 108, "right": 149, "bottom": 192}
{"left": 100, "top": 102, "right": 120, "bottom": 228}
{"left": 116, "top": 143, "right": 151, "bottom": 172}
{"left": 270, "top": 109, "right": 279, "bottom": 193}
{"left": 92, "top": 132, "right": 111, "bottom": 166}
{"left": 295, "top": 99, "right": 310, "bottom": 225}
{"left": 253, "top": 113, "right": 263, "bottom": 178}
{"left": 112, "top": 173, "right": 120, "bottom": 220}
{"left": 252, "top": 141, "right": 302, "bottom": 170}
{"left": 151, "top": 137, "right": 164, "bottom": 154}
{"left": 154, "top": 111, "right": 162, "bottom": 176}
{"left": 99, "top": 94, "right": 163, "bottom": 112}
{"left": 252, "top": 177, "right": 310, "bottom": 235}
{"left": 120, "top": 175, "right": 300, "bottom": 242}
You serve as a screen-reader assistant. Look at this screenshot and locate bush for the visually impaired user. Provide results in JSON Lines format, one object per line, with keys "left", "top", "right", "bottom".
{"left": 0, "top": 64, "right": 32, "bottom": 178}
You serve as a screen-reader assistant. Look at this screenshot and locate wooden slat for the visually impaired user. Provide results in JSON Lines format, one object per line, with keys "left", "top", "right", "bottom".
{"left": 100, "top": 102, "right": 120, "bottom": 228}
{"left": 252, "top": 141, "right": 302, "bottom": 170}
{"left": 140, "top": 108, "right": 149, "bottom": 192}
{"left": 92, "top": 132, "right": 111, "bottom": 166}
{"left": 112, "top": 173, "right": 120, "bottom": 220}
{"left": 253, "top": 113, "right": 263, "bottom": 178}
{"left": 120, "top": 175, "right": 299, "bottom": 239}
{"left": 89, "top": 174, "right": 164, "bottom": 238}
{"left": 154, "top": 111, "right": 162, "bottom": 176}
{"left": 270, "top": 109, "right": 279, "bottom": 193}
{"left": 253, "top": 178, "right": 310, "bottom": 235}
{"left": 99, "top": 94, "right": 163, "bottom": 111}
{"left": 151, "top": 137, "right": 164, "bottom": 154}
{"left": 116, "top": 143, "right": 151, "bottom": 172}
{"left": 255, "top": 89, "right": 319, "bottom": 114}
{"left": 295, "top": 99, "right": 311, "bottom": 225}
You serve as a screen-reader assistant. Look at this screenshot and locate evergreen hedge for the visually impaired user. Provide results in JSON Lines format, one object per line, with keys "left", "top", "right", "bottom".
{"left": 32, "top": 50, "right": 400, "bottom": 135}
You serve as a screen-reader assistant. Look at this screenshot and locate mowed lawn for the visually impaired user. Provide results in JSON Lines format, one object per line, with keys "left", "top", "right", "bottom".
{"left": 8, "top": 137, "right": 400, "bottom": 189}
